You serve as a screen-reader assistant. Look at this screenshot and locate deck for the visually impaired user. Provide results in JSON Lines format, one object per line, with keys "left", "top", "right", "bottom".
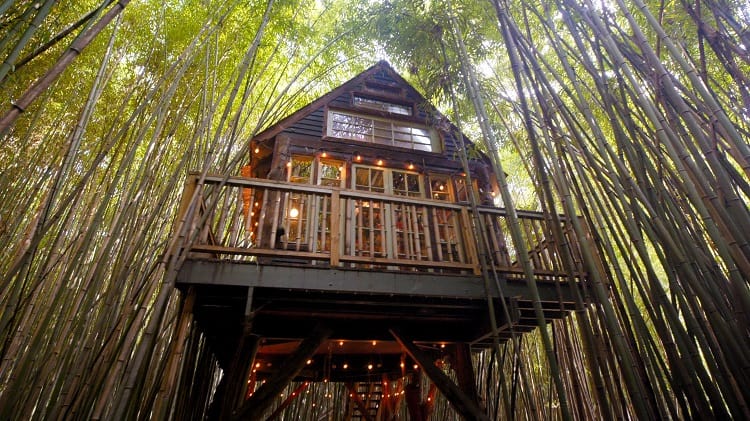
{"left": 173, "top": 174, "right": 590, "bottom": 381}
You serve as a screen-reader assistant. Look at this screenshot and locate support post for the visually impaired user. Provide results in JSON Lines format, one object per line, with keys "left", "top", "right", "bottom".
{"left": 452, "top": 343, "right": 482, "bottom": 412}
{"left": 232, "top": 324, "right": 332, "bottom": 420}
{"left": 390, "top": 329, "right": 490, "bottom": 421}
{"left": 330, "top": 189, "right": 340, "bottom": 267}
{"left": 218, "top": 321, "right": 260, "bottom": 419}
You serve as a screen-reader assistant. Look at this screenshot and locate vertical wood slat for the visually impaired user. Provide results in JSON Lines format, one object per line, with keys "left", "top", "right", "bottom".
{"left": 421, "top": 207, "right": 434, "bottom": 262}
{"left": 461, "top": 208, "right": 481, "bottom": 275}
{"left": 256, "top": 189, "right": 269, "bottom": 248}
{"left": 431, "top": 208, "right": 445, "bottom": 262}
{"left": 330, "top": 190, "right": 340, "bottom": 267}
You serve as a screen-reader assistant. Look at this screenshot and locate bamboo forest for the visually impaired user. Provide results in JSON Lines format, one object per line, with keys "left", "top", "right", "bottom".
{"left": 1, "top": 0, "right": 749, "bottom": 419}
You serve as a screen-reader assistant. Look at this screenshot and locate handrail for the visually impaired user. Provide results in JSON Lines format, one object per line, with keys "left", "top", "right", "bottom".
{"left": 179, "top": 174, "right": 586, "bottom": 282}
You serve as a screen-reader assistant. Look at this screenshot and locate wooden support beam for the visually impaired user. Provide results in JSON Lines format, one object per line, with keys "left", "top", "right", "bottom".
{"left": 219, "top": 320, "right": 260, "bottom": 419}
{"left": 390, "top": 329, "right": 490, "bottom": 421}
{"left": 264, "top": 381, "right": 309, "bottom": 421}
{"left": 232, "top": 324, "right": 332, "bottom": 420}
{"left": 452, "top": 343, "right": 482, "bottom": 412}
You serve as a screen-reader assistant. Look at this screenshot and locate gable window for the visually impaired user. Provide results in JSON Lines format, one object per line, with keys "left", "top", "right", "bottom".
{"left": 327, "top": 109, "right": 440, "bottom": 153}
{"left": 353, "top": 95, "right": 412, "bottom": 116}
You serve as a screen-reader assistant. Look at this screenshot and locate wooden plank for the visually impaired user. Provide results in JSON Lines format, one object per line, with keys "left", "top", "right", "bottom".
{"left": 330, "top": 190, "right": 340, "bottom": 267}
{"left": 340, "top": 255, "right": 475, "bottom": 270}
{"left": 460, "top": 208, "right": 482, "bottom": 276}
{"left": 190, "top": 245, "right": 328, "bottom": 260}
{"left": 390, "top": 329, "right": 490, "bottom": 421}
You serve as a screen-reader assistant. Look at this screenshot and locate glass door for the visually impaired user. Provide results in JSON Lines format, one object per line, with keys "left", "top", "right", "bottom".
{"left": 282, "top": 156, "right": 313, "bottom": 250}
{"left": 351, "top": 166, "right": 387, "bottom": 259}
{"left": 391, "top": 170, "right": 429, "bottom": 261}
{"left": 313, "top": 159, "right": 344, "bottom": 253}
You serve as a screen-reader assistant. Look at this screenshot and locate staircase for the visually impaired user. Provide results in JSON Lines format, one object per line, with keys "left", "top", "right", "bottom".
{"left": 347, "top": 382, "right": 383, "bottom": 421}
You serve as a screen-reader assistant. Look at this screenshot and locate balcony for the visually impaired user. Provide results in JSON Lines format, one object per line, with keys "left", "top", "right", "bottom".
{"left": 174, "top": 174, "right": 588, "bottom": 282}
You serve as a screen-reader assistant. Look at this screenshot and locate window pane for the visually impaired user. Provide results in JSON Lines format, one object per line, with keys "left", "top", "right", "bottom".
{"left": 354, "top": 95, "right": 412, "bottom": 116}
{"left": 370, "top": 170, "right": 384, "bottom": 192}
{"left": 289, "top": 158, "right": 312, "bottom": 183}
{"left": 320, "top": 161, "right": 343, "bottom": 187}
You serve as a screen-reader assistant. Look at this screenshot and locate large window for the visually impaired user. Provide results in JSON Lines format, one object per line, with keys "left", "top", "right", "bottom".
{"left": 327, "top": 110, "right": 439, "bottom": 152}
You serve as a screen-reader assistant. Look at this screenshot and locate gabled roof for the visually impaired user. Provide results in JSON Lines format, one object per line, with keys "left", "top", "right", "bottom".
{"left": 252, "top": 60, "right": 456, "bottom": 143}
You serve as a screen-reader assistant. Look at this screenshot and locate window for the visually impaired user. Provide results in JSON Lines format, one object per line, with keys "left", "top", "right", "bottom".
{"left": 428, "top": 174, "right": 453, "bottom": 201}
{"left": 318, "top": 160, "right": 344, "bottom": 187}
{"left": 392, "top": 170, "right": 422, "bottom": 197}
{"left": 353, "top": 95, "right": 412, "bottom": 116}
{"left": 288, "top": 156, "right": 312, "bottom": 184}
{"left": 327, "top": 110, "right": 440, "bottom": 153}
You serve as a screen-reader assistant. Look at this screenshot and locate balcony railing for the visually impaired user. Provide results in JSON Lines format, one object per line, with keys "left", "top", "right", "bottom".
{"left": 174, "top": 174, "right": 587, "bottom": 282}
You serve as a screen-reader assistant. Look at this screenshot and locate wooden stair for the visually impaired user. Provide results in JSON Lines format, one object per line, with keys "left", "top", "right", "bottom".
{"left": 346, "top": 382, "right": 383, "bottom": 421}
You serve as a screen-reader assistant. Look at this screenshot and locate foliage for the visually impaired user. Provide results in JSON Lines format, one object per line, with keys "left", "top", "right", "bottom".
{"left": 1, "top": 0, "right": 749, "bottom": 418}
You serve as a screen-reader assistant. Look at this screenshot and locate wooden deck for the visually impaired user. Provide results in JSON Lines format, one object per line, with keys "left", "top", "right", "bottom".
{"left": 173, "top": 174, "right": 590, "bottom": 381}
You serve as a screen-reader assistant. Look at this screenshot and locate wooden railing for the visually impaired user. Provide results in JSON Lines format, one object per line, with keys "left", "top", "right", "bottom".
{"left": 176, "top": 174, "right": 587, "bottom": 282}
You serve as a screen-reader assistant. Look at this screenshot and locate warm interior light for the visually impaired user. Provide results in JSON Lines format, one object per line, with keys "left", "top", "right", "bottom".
{"left": 339, "top": 340, "right": 344, "bottom": 346}
{"left": 407, "top": 161, "right": 415, "bottom": 170}
{"left": 413, "top": 364, "right": 418, "bottom": 369}
{"left": 355, "top": 153, "right": 362, "bottom": 162}
{"left": 286, "top": 161, "right": 292, "bottom": 167}
{"left": 343, "top": 363, "right": 348, "bottom": 369}
{"left": 289, "top": 208, "right": 299, "bottom": 218}
{"left": 439, "top": 184, "right": 444, "bottom": 191}
{"left": 372, "top": 340, "right": 377, "bottom": 346}
{"left": 376, "top": 158, "right": 383, "bottom": 166}
{"left": 306, "top": 359, "right": 312, "bottom": 365}
{"left": 320, "top": 150, "right": 328, "bottom": 158}
{"left": 367, "top": 364, "right": 373, "bottom": 370}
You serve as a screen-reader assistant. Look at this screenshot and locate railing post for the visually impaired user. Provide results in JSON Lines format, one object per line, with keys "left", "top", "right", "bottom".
{"left": 460, "top": 208, "right": 482, "bottom": 276}
{"left": 330, "top": 189, "right": 340, "bottom": 267}
{"left": 175, "top": 174, "right": 198, "bottom": 229}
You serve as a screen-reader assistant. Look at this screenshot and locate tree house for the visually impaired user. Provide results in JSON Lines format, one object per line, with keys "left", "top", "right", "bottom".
{"left": 173, "top": 61, "right": 590, "bottom": 419}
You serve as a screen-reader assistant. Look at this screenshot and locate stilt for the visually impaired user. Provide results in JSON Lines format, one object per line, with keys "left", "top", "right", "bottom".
{"left": 452, "top": 343, "right": 482, "bottom": 411}
{"left": 218, "top": 318, "right": 260, "bottom": 419}
{"left": 390, "top": 329, "right": 490, "bottom": 421}
{"left": 231, "top": 323, "right": 332, "bottom": 420}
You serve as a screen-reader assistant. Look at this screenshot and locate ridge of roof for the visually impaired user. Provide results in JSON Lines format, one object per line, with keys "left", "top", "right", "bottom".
{"left": 252, "top": 61, "right": 435, "bottom": 142}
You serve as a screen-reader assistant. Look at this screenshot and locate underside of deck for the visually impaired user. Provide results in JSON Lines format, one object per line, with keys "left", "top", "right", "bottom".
{"left": 177, "top": 259, "right": 580, "bottom": 382}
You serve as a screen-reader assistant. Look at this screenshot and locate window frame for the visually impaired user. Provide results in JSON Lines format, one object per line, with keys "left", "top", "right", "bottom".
{"left": 326, "top": 108, "right": 441, "bottom": 153}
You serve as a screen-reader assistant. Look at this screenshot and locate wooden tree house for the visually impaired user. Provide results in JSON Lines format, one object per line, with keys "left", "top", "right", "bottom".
{"left": 173, "top": 61, "right": 591, "bottom": 419}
